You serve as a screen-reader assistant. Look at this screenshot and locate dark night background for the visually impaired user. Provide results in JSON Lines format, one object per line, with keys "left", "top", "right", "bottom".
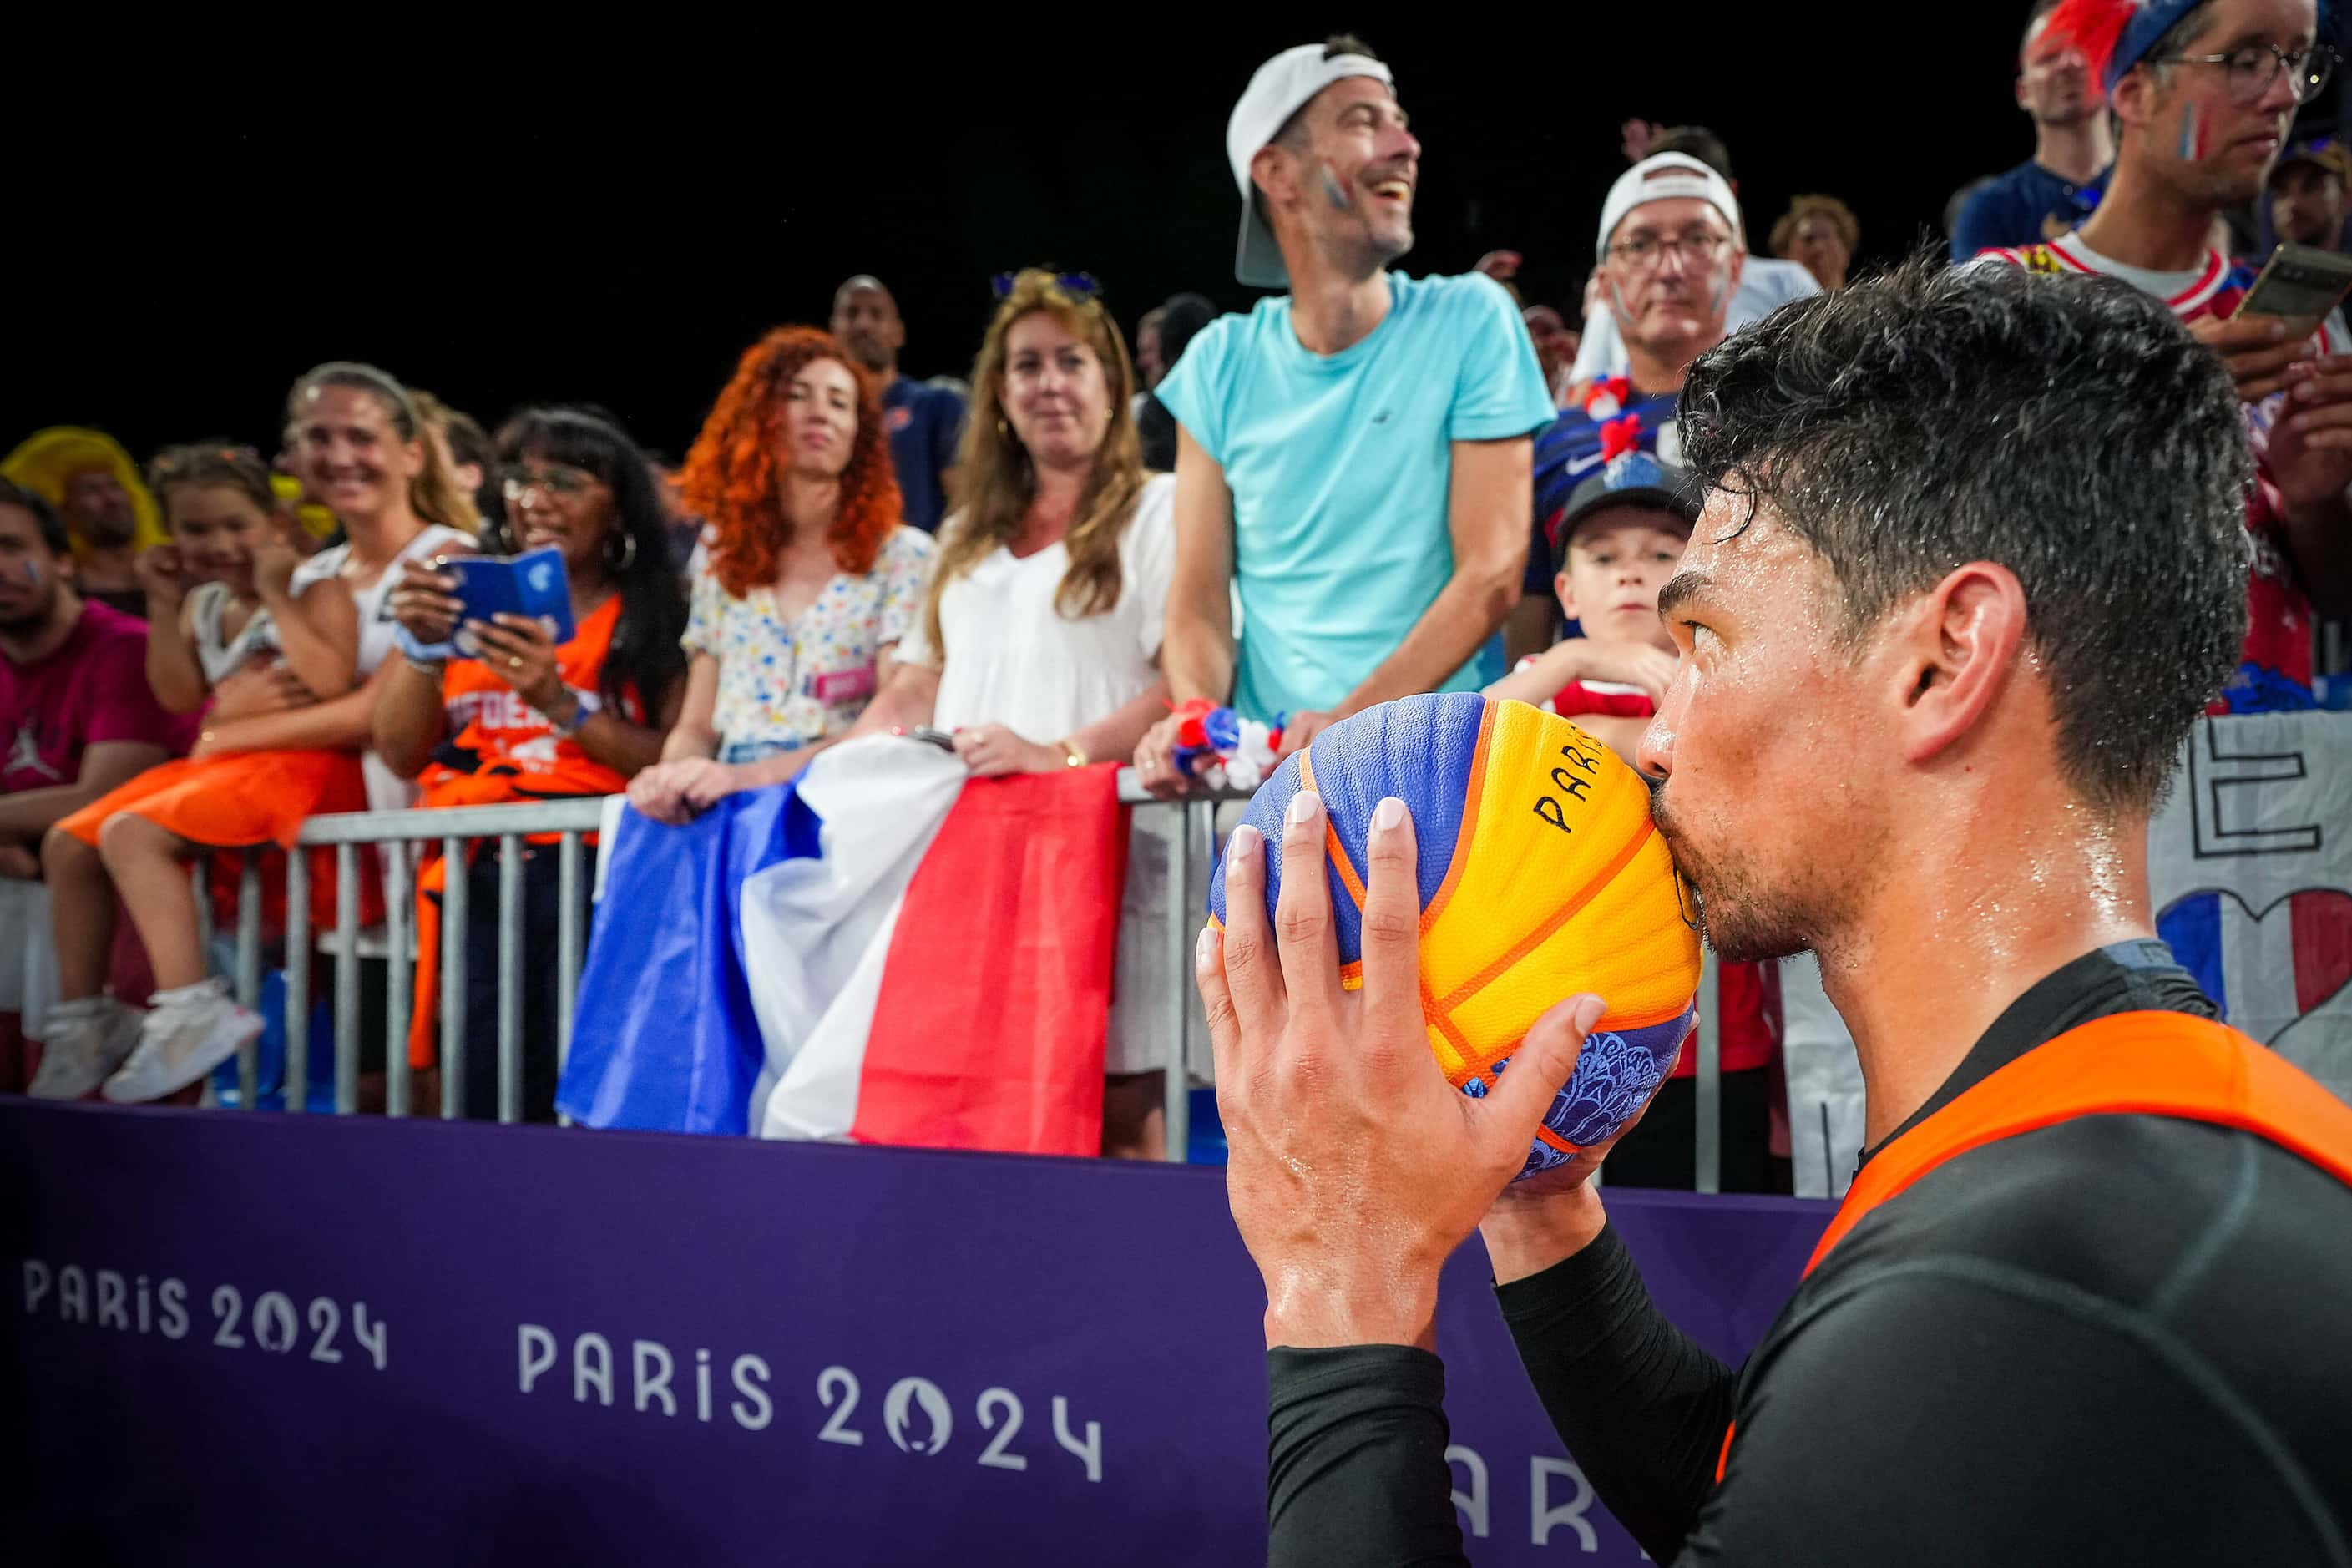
{"left": 8, "top": 17, "right": 2341, "bottom": 467}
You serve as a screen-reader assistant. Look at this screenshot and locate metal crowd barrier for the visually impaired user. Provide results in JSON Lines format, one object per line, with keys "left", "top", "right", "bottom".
{"left": 196, "top": 797, "right": 606, "bottom": 1122}
{"left": 200, "top": 777, "right": 1732, "bottom": 1190}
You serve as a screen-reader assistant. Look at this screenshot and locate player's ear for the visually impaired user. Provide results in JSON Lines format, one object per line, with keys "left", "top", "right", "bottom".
{"left": 1892, "top": 561, "right": 2028, "bottom": 766}
{"left": 1554, "top": 569, "right": 1581, "bottom": 623}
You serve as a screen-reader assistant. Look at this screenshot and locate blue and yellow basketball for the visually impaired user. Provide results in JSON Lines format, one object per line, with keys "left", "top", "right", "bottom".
{"left": 1206, "top": 692, "right": 1702, "bottom": 1180}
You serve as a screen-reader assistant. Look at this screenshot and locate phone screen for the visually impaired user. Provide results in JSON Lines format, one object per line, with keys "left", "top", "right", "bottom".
{"left": 2238, "top": 245, "right": 2352, "bottom": 320}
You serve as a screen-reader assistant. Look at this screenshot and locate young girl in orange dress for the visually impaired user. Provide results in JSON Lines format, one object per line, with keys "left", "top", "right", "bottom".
{"left": 39, "top": 363, "right": 479, "bottom": 1104}
{"left": 37, "top": 444, "right": 361, "bottom": 1100}
{"left": 377, "top": 407, "right": 685, "bottom": 1120}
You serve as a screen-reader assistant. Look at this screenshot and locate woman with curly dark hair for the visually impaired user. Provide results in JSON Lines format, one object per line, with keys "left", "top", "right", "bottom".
{"left": 379, "top": 407, "right": 690, "bottom": 1119}
{"left": 628, "top": 326, "right": 933, "bottom": 824}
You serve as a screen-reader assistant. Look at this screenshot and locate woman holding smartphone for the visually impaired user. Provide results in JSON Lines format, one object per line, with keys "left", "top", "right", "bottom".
{"left": 379, "top": 407, "right": 686, "bottom": 1119}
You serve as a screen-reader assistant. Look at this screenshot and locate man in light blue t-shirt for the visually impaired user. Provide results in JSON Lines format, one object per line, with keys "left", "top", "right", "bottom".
{"left": 1133, "top": 33, "right": 1555, "bottom": 792}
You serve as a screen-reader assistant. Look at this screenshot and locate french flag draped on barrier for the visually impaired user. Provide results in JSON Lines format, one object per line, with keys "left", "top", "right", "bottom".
{"left": 556, "top": 736, "right": 1126, "bottom": 1151}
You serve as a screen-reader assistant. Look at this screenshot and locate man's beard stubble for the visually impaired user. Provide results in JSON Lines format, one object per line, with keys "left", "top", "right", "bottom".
{"left": 1650, "top": 780, "right": 1820, "bottom": 968}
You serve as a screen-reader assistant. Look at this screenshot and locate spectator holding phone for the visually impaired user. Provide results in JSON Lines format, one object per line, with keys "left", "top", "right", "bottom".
{"left": 36, "top": 444, "right": 362, "bottom": 1103}
{"left": 1987, "top": 0, "right": 2349, "bottom": 709}
{"left": 379, "top": 407, "right": 688, "bottom": 1120}
{"left": 842, "top": 269, "right": 1180, "bottom": 1156}
{"left": 627, "top": 327, "right": 933, "bottom": 825}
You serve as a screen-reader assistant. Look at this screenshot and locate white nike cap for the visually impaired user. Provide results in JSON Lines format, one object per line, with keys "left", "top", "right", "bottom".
{"left": 1227, "top": 43, "right": 1395, "bottom": 288}
{"left": 1595, "top": 153, "right": 1743, "bottom": 262}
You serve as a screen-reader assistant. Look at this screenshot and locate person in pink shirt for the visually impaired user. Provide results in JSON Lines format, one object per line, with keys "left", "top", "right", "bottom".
{"left": 0, "top": 481, "right": 183, "bottom": 1090}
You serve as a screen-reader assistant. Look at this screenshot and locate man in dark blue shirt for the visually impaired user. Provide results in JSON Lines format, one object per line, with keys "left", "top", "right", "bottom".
{"left": 1949, "top": 0, "right": 2113, "bottom": 260}
{"left": 830, "top": 276, "right": 964, "bottom": 532}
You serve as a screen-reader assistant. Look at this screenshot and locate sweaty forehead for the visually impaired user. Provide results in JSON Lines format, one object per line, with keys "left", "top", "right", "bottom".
{"left": 1671, "top": 493, "right": 1823, "bottom": 598}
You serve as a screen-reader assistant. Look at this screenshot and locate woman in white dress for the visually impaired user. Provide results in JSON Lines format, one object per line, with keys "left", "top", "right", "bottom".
{"left": 847, "top": 269, "right": 1181, "bottom": 1158}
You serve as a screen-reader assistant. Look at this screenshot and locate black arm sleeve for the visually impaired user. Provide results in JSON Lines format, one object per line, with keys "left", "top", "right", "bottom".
{"left": 1266, "top": 1345, "right": 1470, "bottom": 1568}
{"left": 1492, "top": 1222, "right": 1737, "bottom": 1563}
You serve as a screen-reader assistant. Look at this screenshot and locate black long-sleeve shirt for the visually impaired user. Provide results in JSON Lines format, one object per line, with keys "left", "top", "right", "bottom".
{"left": 1266, "top": 943, "right": 2352, "bottom": 1565}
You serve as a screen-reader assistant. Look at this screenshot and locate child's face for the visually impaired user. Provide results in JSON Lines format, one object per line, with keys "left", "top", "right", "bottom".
{"left": 1555, "top": 506, "right": 1688, "bottom": 653}
{"left": 167, "top": 483, "right": 274, "bottom": 593}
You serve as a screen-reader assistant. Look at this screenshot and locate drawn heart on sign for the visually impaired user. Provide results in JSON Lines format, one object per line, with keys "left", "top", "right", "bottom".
{"left": 2158, "top": 886, "right": 2352, "bottom": 1042}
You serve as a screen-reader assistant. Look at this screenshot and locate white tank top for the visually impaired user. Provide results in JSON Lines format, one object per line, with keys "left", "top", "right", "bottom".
{"left": 186, "top": 581, "right": 281, "bottom": 686}
{"left": 286, "top": 524, "right": 474, "bottom": 815}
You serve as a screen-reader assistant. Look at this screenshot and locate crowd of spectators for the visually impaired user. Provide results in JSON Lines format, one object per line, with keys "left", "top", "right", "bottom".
{"left": 4, "top": 3, "right": 2345, "bottom": 1179}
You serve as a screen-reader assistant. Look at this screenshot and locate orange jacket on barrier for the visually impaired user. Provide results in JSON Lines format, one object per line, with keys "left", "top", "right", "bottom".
{"left": 407, "top": 598, "right": 634, "bottom": 1071}
{"left": 1716, "top": 1009, "right": 2352, "bottom": 1485}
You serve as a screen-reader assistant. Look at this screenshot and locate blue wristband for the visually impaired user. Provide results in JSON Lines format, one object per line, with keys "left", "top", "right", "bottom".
{"left": 394, "top": 623, "right": 453, "bottom": 665}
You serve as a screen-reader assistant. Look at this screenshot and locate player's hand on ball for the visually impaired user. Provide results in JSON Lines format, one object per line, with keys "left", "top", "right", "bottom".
{"left": 1478, "top": 1045, "right": 1685, "bottom": 1284}
{"left": 1199, "top": 787, "right": 1606, "bottom": 1350}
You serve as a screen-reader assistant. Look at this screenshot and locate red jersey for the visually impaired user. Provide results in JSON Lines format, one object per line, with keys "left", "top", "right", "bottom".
{"left": 1518, "top": 658, "right": 1778, "bottom": 1076}
{"left": 0, "top": 601, "right": 186, "bottom": 792}
{"left": 1981, "top": 236, "right": 2349, "bottom": 711}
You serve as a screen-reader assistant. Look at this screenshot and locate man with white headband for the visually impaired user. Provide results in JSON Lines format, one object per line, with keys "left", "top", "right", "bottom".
{"left": 1519, "top": 154, "right": 1744, "bottom": 647}
{"left": 1567, "top": 128, "right": 1822, "bottom": 387}
{"left": 1134, "top": 35, "right": 1555, "bottom": 792}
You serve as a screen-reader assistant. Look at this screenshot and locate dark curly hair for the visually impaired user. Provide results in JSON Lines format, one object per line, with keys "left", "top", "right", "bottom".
{"left": 678, "top": 326, "right": 903, "bottom": 599}
{"left": 490, "top": 407, "right": 690, "bottom": 722}
{"left": 1677, "top": 252, "right": 2252, "bottom": 816}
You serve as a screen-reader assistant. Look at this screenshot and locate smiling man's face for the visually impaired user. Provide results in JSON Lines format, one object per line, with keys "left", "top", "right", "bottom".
{"left": 1278, "top": 75, "right": 1421, "bottom": 272}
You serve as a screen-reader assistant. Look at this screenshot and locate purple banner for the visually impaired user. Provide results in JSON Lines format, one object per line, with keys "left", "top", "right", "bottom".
{"left": 0, "top": 1102, "right": 1827, "bottom": 1565}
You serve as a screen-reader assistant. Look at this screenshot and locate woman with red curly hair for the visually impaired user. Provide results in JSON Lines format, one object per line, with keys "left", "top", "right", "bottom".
{"left": 629, "top": 327, "right": 933, "bottom": 824}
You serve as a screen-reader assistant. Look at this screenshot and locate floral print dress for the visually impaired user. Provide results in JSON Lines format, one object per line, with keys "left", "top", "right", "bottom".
{"left": 683, "top": 526, "right": 935, "bottom": 762}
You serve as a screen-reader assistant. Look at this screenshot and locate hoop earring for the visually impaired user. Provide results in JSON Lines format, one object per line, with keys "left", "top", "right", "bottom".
{"left": 605, "top": 530, "right": 638, "bottom": 570}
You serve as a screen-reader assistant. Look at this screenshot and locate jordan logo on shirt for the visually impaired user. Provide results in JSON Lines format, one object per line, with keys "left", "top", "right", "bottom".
{"left": 7, "top": 723, "right": 58, "bottom": 782}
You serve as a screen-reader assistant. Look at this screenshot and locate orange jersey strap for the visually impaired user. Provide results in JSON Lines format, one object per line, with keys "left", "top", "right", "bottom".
{"left": 1803, "top": 1010, "right": 2352, "bottom": 1277}
{"left": 1714, "top": 1009, "right": 2352, "bottom": 1485}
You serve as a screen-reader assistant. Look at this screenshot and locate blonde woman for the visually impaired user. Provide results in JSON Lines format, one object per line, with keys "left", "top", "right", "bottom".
{"left": 847, "top": 269, "right": 1180, "bottom": 1158}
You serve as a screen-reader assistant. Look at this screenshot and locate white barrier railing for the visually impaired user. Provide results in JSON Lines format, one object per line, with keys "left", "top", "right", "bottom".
{"left": 199, "top": 776, "right": 1733, "bottom": 1186}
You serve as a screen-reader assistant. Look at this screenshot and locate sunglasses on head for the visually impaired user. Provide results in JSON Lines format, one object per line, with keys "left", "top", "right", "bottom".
{"left": 991, "top": 271, "right": 1101, "bottom": 301}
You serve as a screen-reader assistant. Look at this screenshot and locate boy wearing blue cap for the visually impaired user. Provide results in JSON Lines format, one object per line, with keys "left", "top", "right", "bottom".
{"left": 1486, "top": 452, "right": 1696, "bottom": 767}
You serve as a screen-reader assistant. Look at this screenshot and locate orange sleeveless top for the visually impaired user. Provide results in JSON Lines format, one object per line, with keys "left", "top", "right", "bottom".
{"left": 417, "top": 594, "right": 634, "bottom": 809}
{"left": 1714, "top": 1010, "right": 2352, "bottom": 1485}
